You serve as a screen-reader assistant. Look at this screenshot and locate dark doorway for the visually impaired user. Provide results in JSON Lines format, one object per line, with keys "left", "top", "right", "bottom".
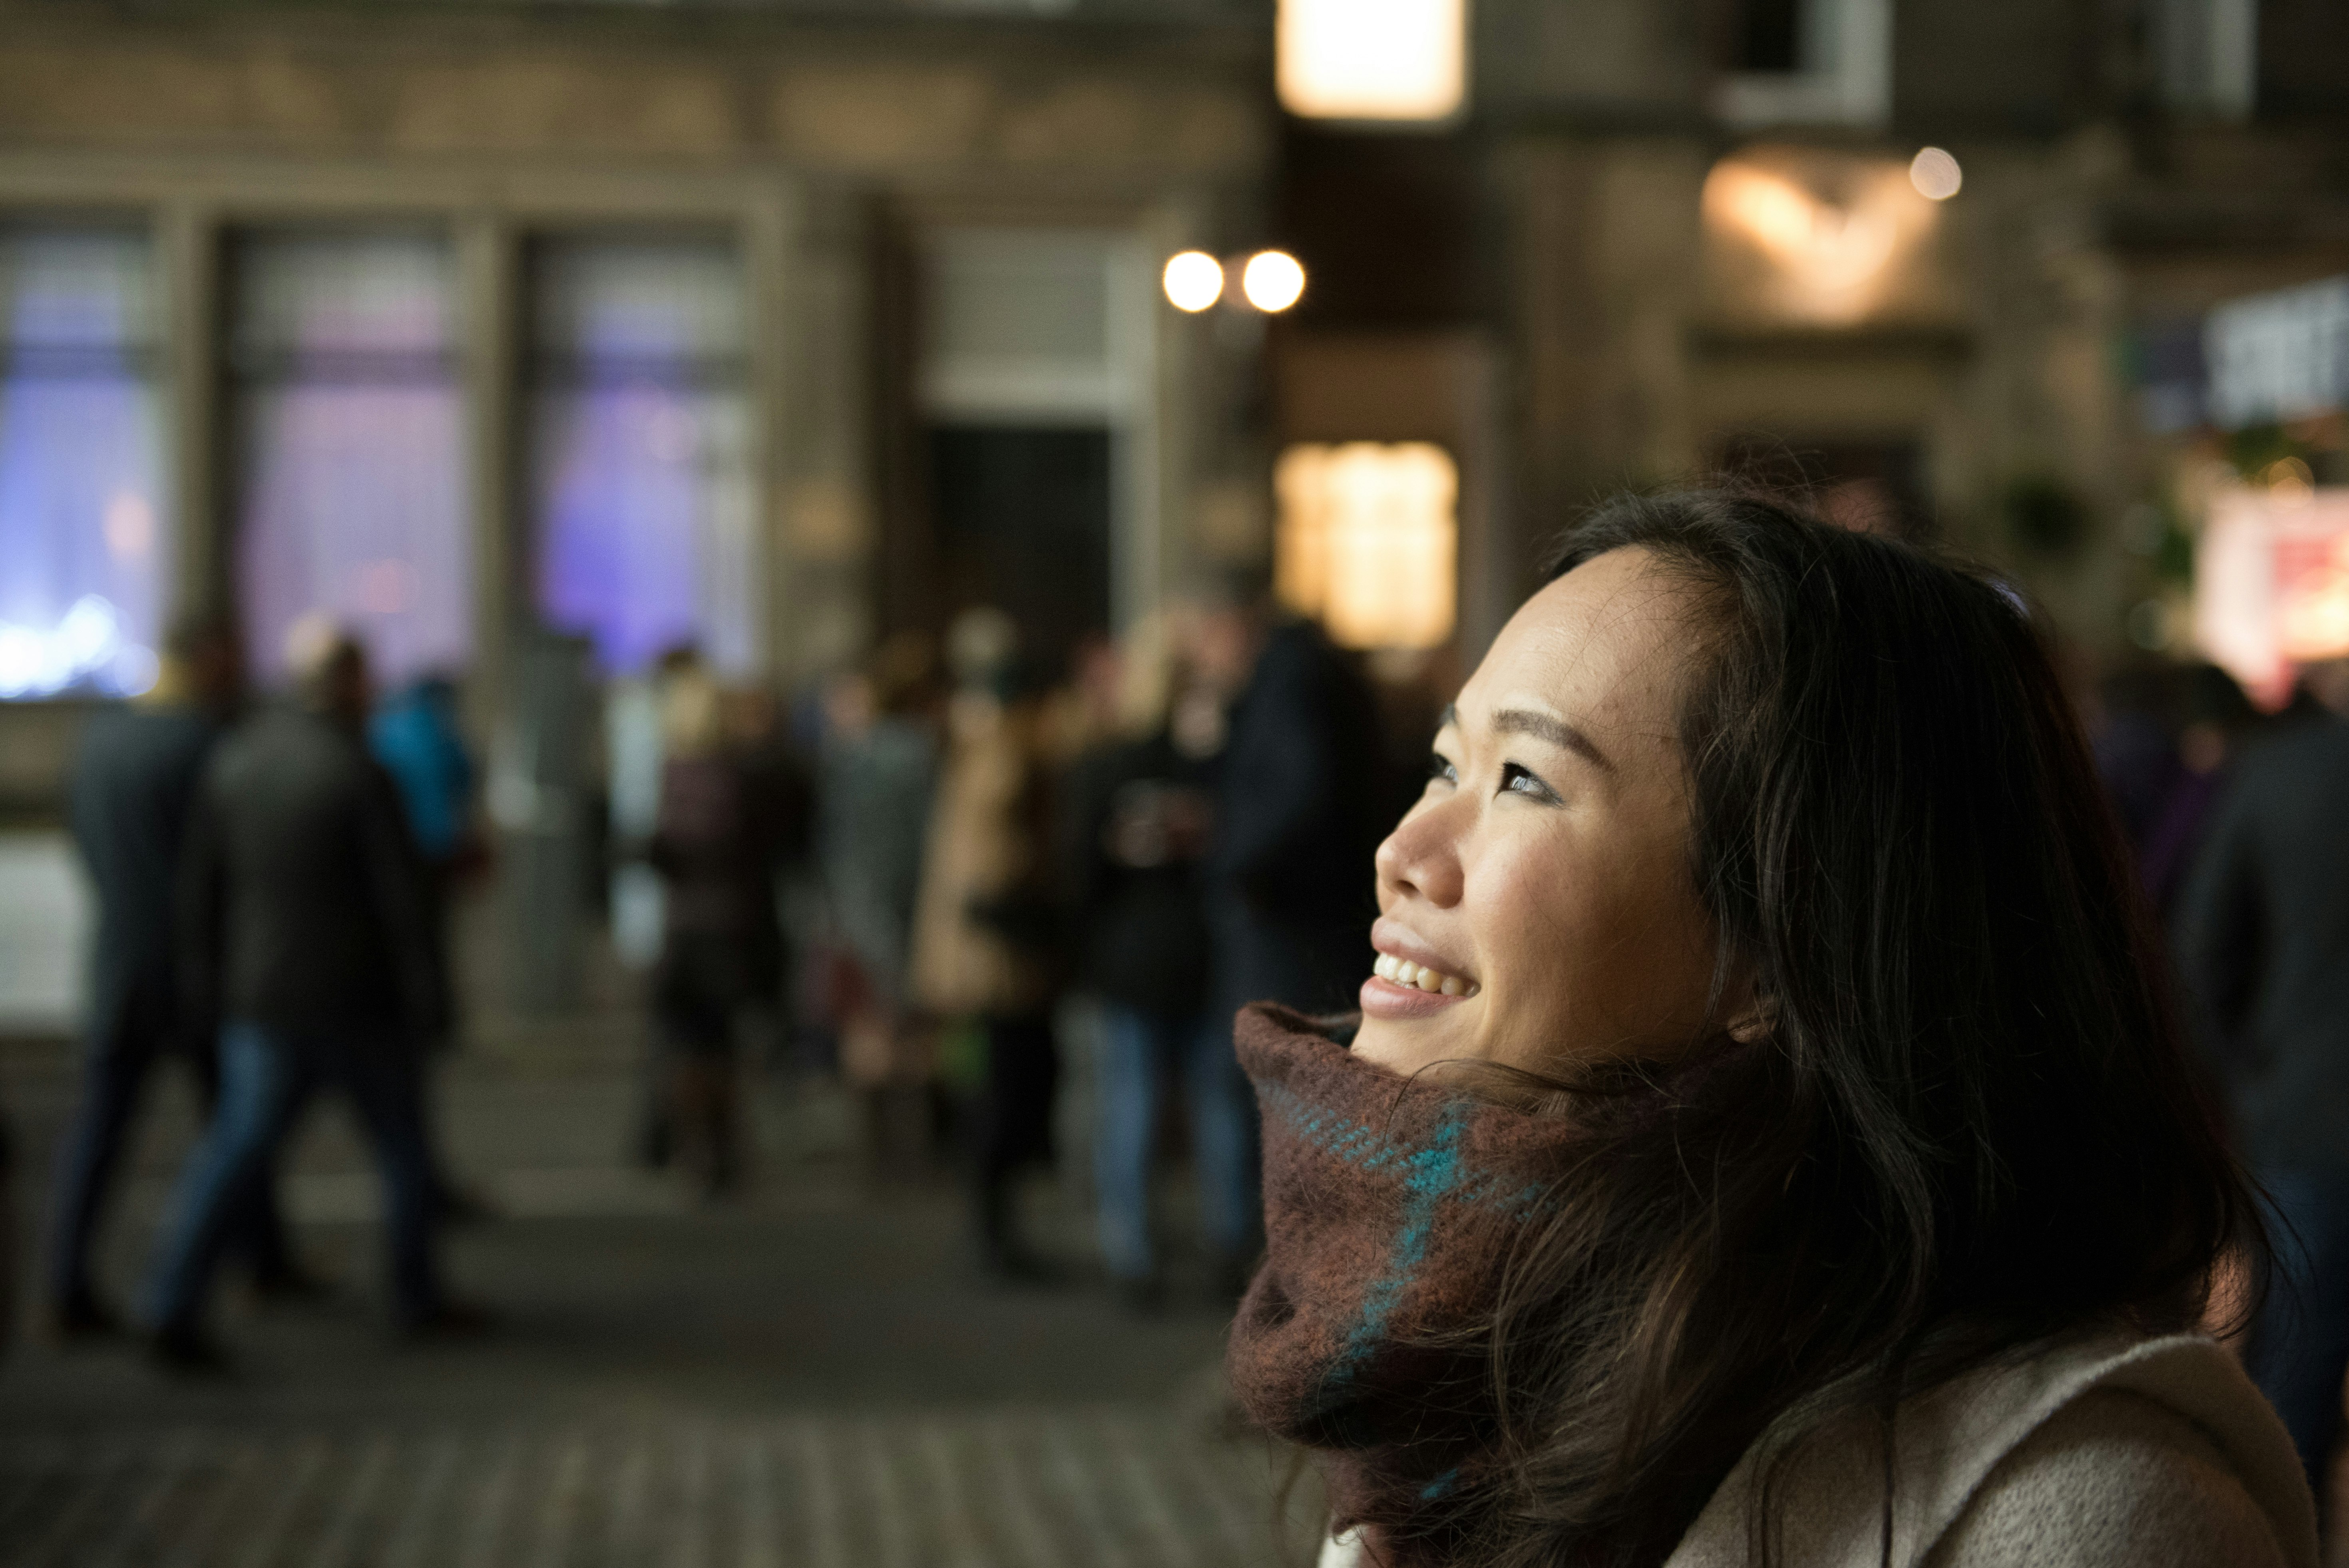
{"left": 927, "top": 424, "right": 1112, "bottom": 685}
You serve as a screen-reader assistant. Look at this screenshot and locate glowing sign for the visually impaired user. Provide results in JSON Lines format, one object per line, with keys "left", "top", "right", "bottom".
{"left": 2195, "top": 485, "right": 2349, "bottom": 707}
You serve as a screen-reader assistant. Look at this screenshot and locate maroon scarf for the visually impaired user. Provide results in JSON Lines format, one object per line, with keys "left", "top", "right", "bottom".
{"left": 1227, "top": 1004, "right": 1591, "bottom": 1563}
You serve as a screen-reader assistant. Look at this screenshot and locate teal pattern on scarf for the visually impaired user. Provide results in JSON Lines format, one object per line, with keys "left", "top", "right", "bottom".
{"left": 1259, "top": 1079, "right": 1558, "bottom": 1225}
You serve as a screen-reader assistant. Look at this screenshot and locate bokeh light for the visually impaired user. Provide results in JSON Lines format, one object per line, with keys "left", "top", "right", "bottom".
{"left": 1909, "top": 147, "right": 1963, "bottom": 201}
{"left": 1241, "top": 251, "right": 1306, "bottom": 313}
{"left": 1161, "top": 251, "right": 1224, "bottom": 312}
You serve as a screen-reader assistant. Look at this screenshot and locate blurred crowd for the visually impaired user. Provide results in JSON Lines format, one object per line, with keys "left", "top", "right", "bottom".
{"left": 636, "top": 569, "right": 1408, "bottom": 1301}
{"left": 13, "top": 565, "right": 1428, "bottom": 1369}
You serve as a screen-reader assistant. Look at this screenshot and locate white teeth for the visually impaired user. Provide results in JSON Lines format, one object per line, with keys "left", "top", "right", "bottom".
{"left": 1374, "top": 951, "right": 1480, "bottom": 997}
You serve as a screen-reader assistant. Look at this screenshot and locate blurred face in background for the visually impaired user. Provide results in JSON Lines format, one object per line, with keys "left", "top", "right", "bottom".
{"left": 1353, "top": 547, "right": 1757, "bottom": 1082}
{"left": 1177, "top": 601, "right": 1262, "bottom": 701}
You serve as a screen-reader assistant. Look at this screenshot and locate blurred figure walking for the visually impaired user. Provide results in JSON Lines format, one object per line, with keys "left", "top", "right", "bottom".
{"left": 369, "top": 673, "right": 483, "bottom": 1028}
{"left": 46, "top": 618, "right": 302, "bottom": 1340}
{"left": 1063, "top": 618, "right": 1252, "bottom": 1307}
{"left": 645, "top": 667, "right": 790, "bottom": 1198}
{"left": 141, "top": 622, "right": 470, "bottom": 1366}
{"left": 911, "top": 609, "right": 1066, "bottom": 1280}
{"left": 1182, "top": 570, "right": 1387, "bottom": 1023}
{"left": 369, "top": 672, "right": 494, "bottom": 1224}
{"left": 2174, "top": 656, "right": 2349, "bottom": 1502}
{"left": 819, "top": 633, "right": 940, "bottom": 1171}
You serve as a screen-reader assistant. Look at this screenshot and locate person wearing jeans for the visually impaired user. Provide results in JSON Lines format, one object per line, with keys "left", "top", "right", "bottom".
{"left": 1093, "top": 1006, "right": 1258, "bottom": 1297}
{"left": 143, "top": 1023, "right": 438, "bottom": 1336}
{"left": 1061, "top": 619, "right": 1252, "bottom": 1305}
{"left": 143, "top": 622, "right": 470, "bottom": 1367}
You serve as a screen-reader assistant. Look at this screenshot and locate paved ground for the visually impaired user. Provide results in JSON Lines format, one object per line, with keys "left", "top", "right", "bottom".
{"left": 0, "top": 1029, "right": 1318, "bottom": 1567}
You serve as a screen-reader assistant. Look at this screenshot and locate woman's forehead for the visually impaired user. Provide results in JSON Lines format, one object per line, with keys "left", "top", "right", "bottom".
{"left": 1464, "top": 553, "right": 1702, "bottom": 730}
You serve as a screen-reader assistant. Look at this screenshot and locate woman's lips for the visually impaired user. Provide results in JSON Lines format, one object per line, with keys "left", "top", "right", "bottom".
{"left": 1360, "top": 972, "right": 1474, "bottom": 1019}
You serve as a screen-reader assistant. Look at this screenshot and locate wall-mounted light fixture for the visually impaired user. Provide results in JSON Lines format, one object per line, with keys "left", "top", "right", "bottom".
{"left": 1275, "top": 441, "right": 1457, "bottom": 651}
{"left": 1241, "top": 251, "right": 1306, "bottom": 313}
{"left": 1276, "top": 0, "right": 1467, "bottom": 123}
{"left": 1161, "top": 250, "right": 1307, "bottom": 314}
{"left": 1161, "top": 251, "right": 1224, "bottom": 312}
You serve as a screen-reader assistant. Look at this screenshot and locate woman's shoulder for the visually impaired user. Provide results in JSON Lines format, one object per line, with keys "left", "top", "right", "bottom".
{"left": 1667, "top": 1333, "right": 2315, "bottom": 1568}
{"left": 1927, "top": 1384, "right": 2287, "bottom": 1568}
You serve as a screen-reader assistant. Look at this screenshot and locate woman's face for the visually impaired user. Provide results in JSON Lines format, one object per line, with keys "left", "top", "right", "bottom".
{"left": 1353, "top": 546, "right": 1737, "bottom": 1081}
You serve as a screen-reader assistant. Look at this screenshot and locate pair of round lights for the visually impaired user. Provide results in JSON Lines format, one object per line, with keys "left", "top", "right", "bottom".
{"left": 1163, "top": 250, "right": 1306, "bottom": 314}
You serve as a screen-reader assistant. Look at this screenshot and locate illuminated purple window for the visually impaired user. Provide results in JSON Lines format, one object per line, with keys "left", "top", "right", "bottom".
{"left": 530, "top": 239, "right": 755, "bottom": 677}
{"left": 232, "top": 232, "right": 470, "bottom": 689}
{"left": 0, "top": 228, "right": 168, "bottom": 699}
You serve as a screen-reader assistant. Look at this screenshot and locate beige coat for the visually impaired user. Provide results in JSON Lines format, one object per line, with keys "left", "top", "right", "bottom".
{"left": 907, "top": 693, "right": 1056, "bottom": 1018}
{"left": 1668, "top": 1332, "right": 2313, "bottom": 1568}
{"left": 1321, "top": 1333, "right": 2313, "bottom": 1568}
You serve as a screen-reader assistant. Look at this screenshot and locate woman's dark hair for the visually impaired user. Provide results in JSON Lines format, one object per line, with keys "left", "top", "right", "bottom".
{"left": 1441, "top": 491, "right": 2262, "bottom": 1567}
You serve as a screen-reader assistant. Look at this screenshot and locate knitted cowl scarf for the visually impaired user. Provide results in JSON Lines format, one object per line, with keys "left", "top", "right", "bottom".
{"left": 1226, "top": 1002, "right": 1598, "bottom": 1566}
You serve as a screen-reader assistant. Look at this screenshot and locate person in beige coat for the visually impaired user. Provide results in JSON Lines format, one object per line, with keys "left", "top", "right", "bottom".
{"left": 910, "top": 609, "right": 1067, "bottom": 1277}
{"left": 1228, "top": 492, "right": 2312, "bottom": 1568}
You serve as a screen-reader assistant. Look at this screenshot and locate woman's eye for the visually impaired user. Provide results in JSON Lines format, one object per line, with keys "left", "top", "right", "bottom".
{"left": 1501, "top": 762, "right": 1559, "bottom": 802}
{"left": 1427, "top": 752, "right": 1459, "bottom": 786}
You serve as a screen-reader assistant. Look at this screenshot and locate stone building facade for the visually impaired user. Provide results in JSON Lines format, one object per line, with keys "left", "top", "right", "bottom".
{"left": 1, "top": 0, "right": 2344, "bottom": 828}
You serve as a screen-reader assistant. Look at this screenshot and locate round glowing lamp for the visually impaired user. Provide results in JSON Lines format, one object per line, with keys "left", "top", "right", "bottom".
{"left": 1161, "top": 251, "right": 1224, "bottom": 312}
{"left": 1909, "top": 147, "right": 1963, "bottom": 201}
{"left": 1242, "top": 250, "right": 1307, "bottom": 313}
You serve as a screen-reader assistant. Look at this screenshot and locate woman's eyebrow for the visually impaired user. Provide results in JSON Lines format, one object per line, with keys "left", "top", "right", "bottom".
{"left": 1488, "top": 706, "right": 1615, "bottom": 772}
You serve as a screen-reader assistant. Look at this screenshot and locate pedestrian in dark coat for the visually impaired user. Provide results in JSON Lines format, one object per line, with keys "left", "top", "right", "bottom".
{"left": 2173, "top": 657, "right": 2349, "bottom": 1496}
{"left": 1187, "top": 588, "right": 1387, "bottom": 1023}
{"left": 645, "top": 669, "right": 790, "bottom": 1198}
{"left": 1063, "top": 618, "right": 1256, "bottom": 1304}
{"left": 45, "top": 619, "right": 300, "bottom": 1338}
{"left": 139, "top": 623, "right": 469, "bottom": 1366}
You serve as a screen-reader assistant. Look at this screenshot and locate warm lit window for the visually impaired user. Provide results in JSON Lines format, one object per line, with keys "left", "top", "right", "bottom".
{"left": 1276, "top": 0, "right": 1467, "bottom": 123}
{"left": 1274, "top": 442, "right": 1457, "bottom": 651}
{"left": 231, "top": 231, "right": 470, "bottom": 688}
{"left": 0, "top": 227, "right": 167, "bottom": 699}
{"left": 530, "top": 238, "right": 756, "bottom": 677}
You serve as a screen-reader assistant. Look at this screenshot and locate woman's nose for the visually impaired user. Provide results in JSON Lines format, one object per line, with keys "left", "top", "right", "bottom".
{"left": 1375, "top": 802, "right": 1464, "bottom": 907}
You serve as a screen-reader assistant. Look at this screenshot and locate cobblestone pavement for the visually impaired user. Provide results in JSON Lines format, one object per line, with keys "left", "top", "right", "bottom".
{"left": 0, "top": 1410, "right": 1295, "bottom": 1568}
{"left": 0, "top": 1031, "right": 1310, "bottom": 1567}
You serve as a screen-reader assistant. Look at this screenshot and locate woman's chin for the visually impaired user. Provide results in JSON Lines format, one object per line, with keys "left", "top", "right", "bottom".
{"left": 1352, "top": 977, "right": 1483, "bottom": 1075}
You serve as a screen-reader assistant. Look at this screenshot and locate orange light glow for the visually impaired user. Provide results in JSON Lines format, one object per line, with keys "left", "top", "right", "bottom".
{"left": 1275, "top": 442, "right": 1457, "bottom": 651}
{"left": 1276, "top": 0, "right": 1467, "bottom": 123}
{"left": 1702, "top": 152, "right": 1942, "bottom": 324}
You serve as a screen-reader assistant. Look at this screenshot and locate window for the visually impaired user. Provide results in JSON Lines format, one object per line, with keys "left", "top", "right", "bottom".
{"left": 231, "top": 231, "right": 470, "bottom": 688}
{"left": 2156, "top": 0, "right": 2258, "bottom": 120}
{"left": 0, "top": 227, "right": 167, "bottom": 699}
{"left": 530, "top": 238, "right": 755, "bottom": 677}
{"left": 1716, "top": 0, "right": 1891, "bottom": 128}
{"left": 1274, "top": 442, "right": 1457, "bottom": 651}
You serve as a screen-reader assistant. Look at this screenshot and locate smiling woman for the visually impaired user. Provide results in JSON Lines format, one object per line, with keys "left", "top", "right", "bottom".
{"left": 1224, "top": 491, "right": 2314, "bottom": 1568}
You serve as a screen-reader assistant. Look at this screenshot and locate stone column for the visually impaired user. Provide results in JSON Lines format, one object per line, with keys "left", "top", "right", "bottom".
{"left": 159, "top": 199, "right": 223, "bottom": 626}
